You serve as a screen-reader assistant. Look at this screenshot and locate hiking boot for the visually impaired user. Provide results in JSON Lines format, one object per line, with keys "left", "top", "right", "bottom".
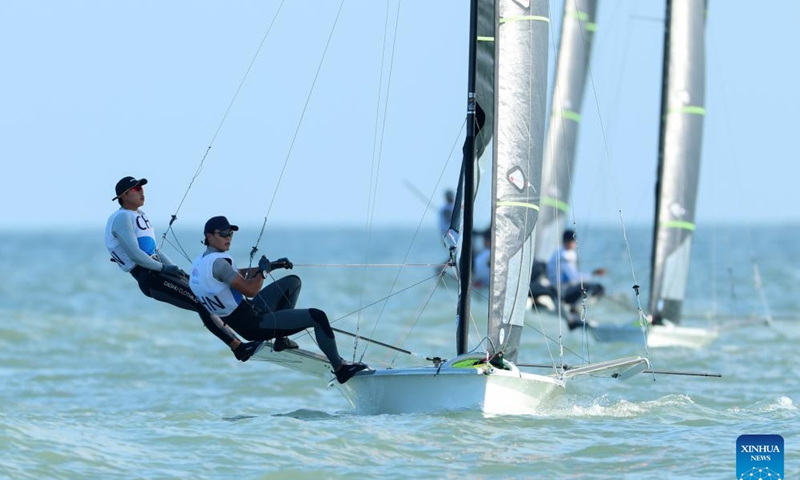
{"left": 273, "top": 336, "right": 299, "bottom": 352}
{"left": 334, "top": 362, "right": 368, "bottom": 384}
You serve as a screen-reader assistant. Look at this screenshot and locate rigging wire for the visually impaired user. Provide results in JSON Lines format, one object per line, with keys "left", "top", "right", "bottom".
{"left": 359, "top": 129, "right": 466, "bottom": 360}
{"left": 386, "top": 267, "right": 449, "bottom": 367}
{"left": 248, "top": 0, "right": 347, "bottom": 267}
{"left": 356, "top": 118, "right": 466, "bottom": 361}
{"left": 564, "top": 0, "right": 600, "bottom": 364}
{"left": 353, "top": 0, "right": 401, "bottom": 363}
{"left": 706, "top": 20, "right": 776, "bottom": 325}
{"left": 574, "top": 0, "right": 654, "bottom": 365}
{"left": 158, "top": 0, "right": 288, "bottom": 259}
{"left": 619, "top": 211, "right": 654, "bottom": 379}
{"left": 534, "top": 0, "right": 582, "bottom": 374}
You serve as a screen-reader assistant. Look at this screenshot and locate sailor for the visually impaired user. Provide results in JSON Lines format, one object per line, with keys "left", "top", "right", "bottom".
{"left": 546, "top": 229, "right": 606, "bottom": 329}
{"left": 105, "top": 176, "right": 262, "bottom": 361}
{"left": 438, "top": 189, "right": 455, "bottom": 238}
{"left": 189, "top": 215, "right": 368, "bottom": 384}
{"left": 472, "top": 229, "right": 492, "bottom": 288}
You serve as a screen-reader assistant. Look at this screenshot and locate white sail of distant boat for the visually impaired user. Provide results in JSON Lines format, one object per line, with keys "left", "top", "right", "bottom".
{"left": 530, "top": 0, "right": 599, "bottom": 311}
{"left": 590, "top": 0, "right": 719, "bottom": 348}
{"left": 251, "top": 0, "right": 648, "bottom": 415}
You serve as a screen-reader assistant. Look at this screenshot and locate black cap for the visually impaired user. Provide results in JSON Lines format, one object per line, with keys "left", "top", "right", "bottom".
{"left": 563, "top": 229, "right": 576, "bottom": 243}
{"left": 204, "top": 216, "right": 240, "bottom": 234}
{"left": 112, "top": 176, "right": 148, "bottom": 201}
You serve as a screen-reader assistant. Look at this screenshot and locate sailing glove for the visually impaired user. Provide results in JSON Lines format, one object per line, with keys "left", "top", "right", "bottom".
{"left": 271, "top": 257, "right": 293, "bottom": 270}
{"left": 233, "top": 341, "right": 261, "bottom": 362}
{"left": 161, "top": 264, "right": 181, "bottom": 276}
{"left": 258, "top": 255, "right": 271, "bottom": 277}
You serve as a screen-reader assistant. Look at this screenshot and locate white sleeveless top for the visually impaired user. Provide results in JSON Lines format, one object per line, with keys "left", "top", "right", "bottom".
{"left": 105, "top": 208, "right": 157, "bottom": 272}
{"left": 189, "top": 251, "right": 243, "bottom": 317}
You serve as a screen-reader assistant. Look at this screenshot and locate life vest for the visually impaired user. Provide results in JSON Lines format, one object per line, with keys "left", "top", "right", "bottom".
{"left": 189, "top": 251, "right": 243, "bottom": 317}
{"left": 105, "top": 208, "right": 156, "bottom": 272}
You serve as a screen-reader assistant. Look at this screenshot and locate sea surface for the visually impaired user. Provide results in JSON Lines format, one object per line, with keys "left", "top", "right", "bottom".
{"left": 1, "top": 224, "right": 798, "bottom": 479}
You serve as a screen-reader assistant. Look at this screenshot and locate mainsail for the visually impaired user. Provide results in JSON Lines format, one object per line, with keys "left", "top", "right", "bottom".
{"left": 486, "top": 0, "right": 549, "bottom": 363}
{"left": 534, "top": 0, "right": 598, "bottom": 262}
{"left": 649, "top": 0, "right": 706, "bottom": 324}
{"left": 447, "top": 0, "right": 495, "bottom": 237}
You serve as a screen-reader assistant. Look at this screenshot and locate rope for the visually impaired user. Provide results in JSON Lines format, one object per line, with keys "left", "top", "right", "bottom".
{"left": 384, "top": 265, "right": 451, "bottom": 367}
{"left": 290, "top": 262, "right": 449, "bottom": 268}
{"left": 249, "top": 0, "right": 346, "bottom": 267}
{"left": 619, "top": 211, "right": 654, "bottom": 378}
{"left": 354, "top": 0, "right": 403, "bottom": 362}
{"left": 158, "top": 0, "right": 288, "bottom": 259}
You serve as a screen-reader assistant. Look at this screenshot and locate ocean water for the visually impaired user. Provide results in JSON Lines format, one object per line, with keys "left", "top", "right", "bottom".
{"left": 1, "top": 224, "right": 798, "bottom": 479}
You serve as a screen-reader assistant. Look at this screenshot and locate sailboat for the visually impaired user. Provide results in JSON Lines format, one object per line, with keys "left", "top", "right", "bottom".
{"left": 590, "top": 0, "right": 719, "bottom": 348}
{"left": 246, "top": 0, "right": 648, "bottom": 415}
{"left": 530, "top": 0, "right": 598, "bottom": 313}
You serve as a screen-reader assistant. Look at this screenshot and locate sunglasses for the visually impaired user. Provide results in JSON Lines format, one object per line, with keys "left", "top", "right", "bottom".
{"left": 215, "top": 229, "right": 235, "bottom": 239}
{"left": 127, "top": 185, "right": 143, "bottom": 193}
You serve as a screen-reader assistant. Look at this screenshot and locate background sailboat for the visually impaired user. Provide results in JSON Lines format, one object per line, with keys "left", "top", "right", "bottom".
{"left": 530, "top": 0, "right": 599, "bottom": 312}
{"left": 590, "top": 0, "right": 719, "bottom": 348}
{"left": 252, "top": 0, "right": 648, "bottom": 415}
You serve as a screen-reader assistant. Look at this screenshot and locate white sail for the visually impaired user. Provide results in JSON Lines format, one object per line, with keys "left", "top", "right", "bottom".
{"left": 486, "top": 0, "right": 550, "bottom": 364}
{"left": 535, "top": 0, "right": 598, "bottom": 263}
{"left": 649, "top": 0, "right": 706, "bottom": 325}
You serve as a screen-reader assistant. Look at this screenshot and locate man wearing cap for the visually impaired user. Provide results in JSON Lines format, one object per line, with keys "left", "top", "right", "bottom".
{"left": 105, "top": 176, "right": 262, "bottom": 362}
{"left": 546, "top": 229, "right": 606, "bottom": 329}
{"left": 439, "top": 189, "right": 455, "bottom": 239}
{"left": 189, "top": 216, "right": 369, "bottom": 384}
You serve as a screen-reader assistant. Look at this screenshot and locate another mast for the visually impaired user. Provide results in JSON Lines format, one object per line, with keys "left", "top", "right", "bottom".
{"left": 456, "top": 0, "right": 480, "bottom": 355}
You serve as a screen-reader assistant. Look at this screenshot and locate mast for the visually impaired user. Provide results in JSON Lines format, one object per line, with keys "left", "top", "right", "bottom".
{"left": 649, "top": 0, "right": 707, "bottom": 324}
{"left": 650, "top": 0, "right": 671, "bottom": 311}
{"left": 456, "top": 0, "right": 480, "bottom": 355}
{"left": 535, "top": 0, "right": 598, "bottom": 262}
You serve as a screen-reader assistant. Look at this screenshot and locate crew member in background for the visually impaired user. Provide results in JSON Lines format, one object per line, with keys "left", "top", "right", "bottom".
{"left": 547, "top": 229, "right": 606, "bottom": 329}
{"left": 473, "top": 229, "right": 492, "bottom": 288}
{"left": 438, "top": 189, "right": 455, "bottom": 239}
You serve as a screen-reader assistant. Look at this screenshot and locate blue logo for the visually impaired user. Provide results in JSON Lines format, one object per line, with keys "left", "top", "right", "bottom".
{"left": 737, "top": 434, "right": 783, "bottom": 479}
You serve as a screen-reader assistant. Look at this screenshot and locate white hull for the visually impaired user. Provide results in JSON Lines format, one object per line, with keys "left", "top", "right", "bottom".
{"left": 253, "top": 346, "right": 648, "bottom": 415}
{"left": 590, "top": 321, "right": 719, "bottom": 349}
{"left": 338, "top": 355, "right": 563, "bottom": 415}
{"left": 646, "top": 323, "right": 719, "bottom": 348}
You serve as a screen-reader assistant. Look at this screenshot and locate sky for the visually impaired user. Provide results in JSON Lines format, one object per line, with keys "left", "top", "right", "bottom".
{"left": 1, "top": 0, "right": 798, "bottom": 232}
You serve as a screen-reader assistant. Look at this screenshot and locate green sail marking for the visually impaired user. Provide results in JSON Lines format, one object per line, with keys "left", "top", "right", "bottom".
{"left": 497, "top": 201, "right": 540, "bottom": 211}
{"left": 560, "top": 109, "right": 582, "bottom": 122}
{"left": 567, "top": 10, "right": 590, "bottom": 21}
{"left": 660, "top": 220, "right": 696, "bottom": 231}
{"left": 566, "top": 10, "right": 595, "bottom": 31}
{"left": 541, "top": 197, "right": 570, "bottom": 213}
{"left": 667, "top": 105, "right": 706, "bottom": 115}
